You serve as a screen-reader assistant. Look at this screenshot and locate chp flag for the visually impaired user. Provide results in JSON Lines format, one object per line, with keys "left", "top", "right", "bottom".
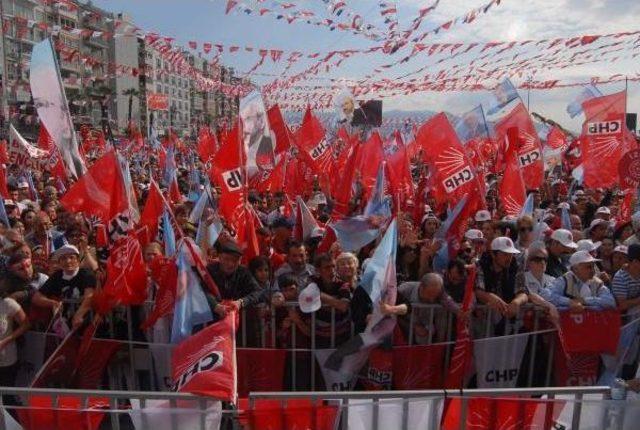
{"left": 474, "top": 331, "right": 531, "bottom": 389}
{"left": 171, "top": 312, "right": 238, "bottom": 402}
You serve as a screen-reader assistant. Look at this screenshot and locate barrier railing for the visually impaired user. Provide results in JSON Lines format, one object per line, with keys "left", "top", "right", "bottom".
{"left": 0, "top": 385, "right": 620, "bottom": 430}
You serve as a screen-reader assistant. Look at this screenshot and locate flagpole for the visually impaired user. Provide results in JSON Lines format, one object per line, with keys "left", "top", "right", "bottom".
{"left": 0, "top": 0, "right": 9, "bottom": 138}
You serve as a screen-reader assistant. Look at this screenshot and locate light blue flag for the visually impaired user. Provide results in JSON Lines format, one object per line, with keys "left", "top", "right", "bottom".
{"left": 561, "top": 207, "right": 572, "bottom": 230}
{"left": 162, "top": 210, "right": 176, "bottom": 257}
{"left": 486, "top": 78, "right": 519, "bottom": 115}
{"left": 331, "top": 216, "right": 382, "bottom": 252}
{"left": 358, "top": 219, "right": 398, "bottom": 305}
{"left": 170, "top": 246, "right": 214, "bottom": 344}
{"left": 598, "top": 317, "right": 640, "bottom": 386}
{"left": 364, "top": 163, "right": 392, "bottom": 219}
{"left": 519, "top": 193, "right": 535, "bottom": 217}
{"left": 0, "top": 198, "right": 9, "bottom": 228}
{"left": 435, "top": 195, "right": 469, "bottom": 240}
{"left": 189, "top": 188, "right": 211, "bottom": 225}
{"left": 566, "top": 85, "right": 602, "bottom": 118}
{"left": 455, "top": 105, "right": 488, "bottom": 143}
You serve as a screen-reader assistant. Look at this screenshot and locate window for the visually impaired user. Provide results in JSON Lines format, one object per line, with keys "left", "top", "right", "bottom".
{"left": 156, "top": 59, "right": 161, "bottom": 68}
{"left": 156, "top": 85, "right": 162, "bottom": 93}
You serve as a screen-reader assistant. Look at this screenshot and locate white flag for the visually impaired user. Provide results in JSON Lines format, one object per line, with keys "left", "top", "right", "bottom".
{"left": 474, "top": 331, "right": 530, "bottom": 388}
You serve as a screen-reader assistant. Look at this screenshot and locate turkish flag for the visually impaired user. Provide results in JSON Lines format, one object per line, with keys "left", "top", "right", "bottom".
{"left": 100, "top": 234, "right": 148, "bottom": 311}
{"left": 494, "top": 102, "right": 544, "bottom": 189}
{"left": 416, "top": 113, "right": 483, "bottom": 206}
{"left": 294, "top": 106, "right": 333, "bottom": 175}
{"left": 140, "top": 256, "right": 178, "bottom": 330}
{"left": 581, "top": 91, "right": 637, "bottom": 189}
{"left": 197, "top": 127, "right": 218, "bottom": 164}
{"left": 60, "top": 150, "right": 128, "bottom": 223}
{"left": 558, "top": 309, "right": 620, "bottom": 355}
{"left": 237, "top": 348, "right": 286, "bottom": 397}
{"left": 172, "top": 313, "right": 238, "bottom": 401}
{"left": 209, "top": 125, "right": 247, "bottom": 241}
{"left": 498, "top": 128, "right": 526, "bottom": 216}
{"left": 392, "top": 344, "right": 445, "bottom": 389}
{"left": 267, "top": 104, "right": 293, "bottom": 155}
{"left": 138, "top": 181, "right": 165, "bottom": 246}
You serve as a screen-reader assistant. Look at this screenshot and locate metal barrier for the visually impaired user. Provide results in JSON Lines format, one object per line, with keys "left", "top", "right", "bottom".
{"left": 0, "top": 385, "right": 621, "bottom": 430}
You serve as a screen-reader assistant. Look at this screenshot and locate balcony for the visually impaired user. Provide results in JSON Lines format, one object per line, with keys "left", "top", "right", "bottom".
{"left": 83, "top": 36, "right": 107, "bottom": 49}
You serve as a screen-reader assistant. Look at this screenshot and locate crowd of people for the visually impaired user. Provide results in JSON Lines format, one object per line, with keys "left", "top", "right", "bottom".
{"left": 0, "top": 127, "right": 639, "bottom": 393}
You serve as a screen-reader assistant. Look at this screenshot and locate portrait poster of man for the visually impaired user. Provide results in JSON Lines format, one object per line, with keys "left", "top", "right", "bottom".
{"left": 239, "top": 91, "right": 275, "bottom": 176}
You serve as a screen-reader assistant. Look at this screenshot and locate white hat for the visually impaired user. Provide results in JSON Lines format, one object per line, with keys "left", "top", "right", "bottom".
{"left": 299, "top": 282, "right": 321, "bottom": 313}
{"left": 311, "top": 226, "right": 326, "bottom": 238}
{"left": 576, "top": 239, "right": 601, "bottom": 253}
{"left": 614, "top": 245, "right": 629, "bottom": 255}
{"left": 596, "top": 206, "right": 611, "bottom": 215}
{"left": 574, "top": 190, "right": 586, "bottom": 197}
{"left": 17, "top": 181, "right": 29, "bottom": 189}
{"left": 557, "top": 202, "right": 570, "bottom": 210}
{"left": 569, "top": 250, "right": 601, "bottom": 266}
{"left": 53, "top": 244, "right": 80, "bottom": 259}
{"left": 550, "top": 229, "right": 578, "bottom": 249}
{"left": 475, "top": 210, "right": 492, "bottom": 223}
{"left": 464, "top": 229, "right": 484, "bottom": 241}
{"left": 490, "top": 237, "right": 520, "bottom": 254}
{"left": 589, "top": 218, "right": 609, "bottom": 231}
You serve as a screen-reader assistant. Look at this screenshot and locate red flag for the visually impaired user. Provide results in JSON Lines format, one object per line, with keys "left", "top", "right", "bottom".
{"left": 267, "top": 104, "right": 293, "bottom": 155}
{"left": 140, "top": 256, "right": 178, "bottom": 330}
{"left": 385, "top": 144, "right": 414, "bottom": 206}
{"left": 60, "top": 150, "right": 128, "bottom": 223}
{"left": 197, "top": 127, "right": 218, "bottom": 164}
{"left": 416, "top": 113, "right": 483, "bottom": 207}
{"left": 356, "top": 132, "right": 385, "bottom": 200}
{"left": 547, "top": 126, "right": 568, "bottom": 150}
{"left": 554, "top": 341, "right": 600, "bottom": 386}
{"left": 237, "top": 348, "right": 286, "bottom": 397}
{"left": 18, "top": 395, "right": 109, "bottom": 430}
{"left": 392, "top": 344, "right": 445, "bottom": 389}
{"left": 445, "top": 268, "right": 477, "bottom": 388}
{"left": 38, "top": 125, "right": 67, "bottom": 182}
{"left": 0, "top": 164, "right": 8, "bottom": 198}
{"left": 100, "top": 234, "right": 148, "bottom": 311}
{"left": 209, "top": 125, "right": 247, "bottom": 241}
{"left": 581, "top": 91, "right": 637, "bottom": 189}
{"left": 619, "top": 189, "right": 634, "bottom": 225}
{"left": 138, "top": 181, "right": 165, "bottom": 246}
{"left": 558, "top": 309, "right": 620, "bottom": 354}
{"left": 254, "top": 155, "right": 286, "bottom": 193}
{"left": 498, "top": 128, "right": 526, "bottom": 216}
{"left": 241, "top": 208, "right": 261, "bottom": 263}
{"left": 331, "top": 143, "right": 360, "bottom": 219}
{"left": 494, "top": 103, "right": 544, "bottom": 189}
{"left": 172, "top": 313, "right": 238, "bottom": 402}
{"left": 294, "top": 106, "right": 332, "bottom": 175}
{"left": 247, "top": 399, "right": 339, "bottom": 430}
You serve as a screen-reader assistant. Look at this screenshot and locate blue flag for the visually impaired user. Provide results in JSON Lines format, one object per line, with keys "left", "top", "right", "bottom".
{"left": 170, "top": 245, "right": 214, "bottom": 344}
{"left": 364, "top": 163, "right": 392, "bottom": 219}
{"left": 566, "top": 85, "right": 602, "bottom": 118}
{"left": 358, "top": 219, "right": 397, "bottom": 305}
{"left": 331, "top": 216, "right": 382, "bottom": 252}
{"left": 486, "top": 78, "right": 519, "bottom": 115}
{"left": 455, "top": 105, "right": 488, "bottom": 143}
{"left": 162, "top": 210, "right": 177, "bottom": 257}
{"left": 0, "top": 198, "right": 9, "bottom": 228}
{"left": 520, "top": 193, "right": 535, "bottom": 217}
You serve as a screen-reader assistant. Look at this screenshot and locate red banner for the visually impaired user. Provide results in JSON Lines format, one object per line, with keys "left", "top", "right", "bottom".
{"left": 237, "top": 348, "right": 286, "bottom": 397}
{"left": 558, "top": 310, "right": 620, "bottom": 355}
{"left": 392, "top": 344, "right": 446, "bottom": 389}
{"left": 147, "top": 92, "right": 169, "bottom": 111}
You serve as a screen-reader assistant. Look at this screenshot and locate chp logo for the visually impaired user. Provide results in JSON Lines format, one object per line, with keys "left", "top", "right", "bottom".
{"left": 517, "top": 131, "right": 541, "bottom": 168}
{"left": 618, "top": 149, "right": 640, "bottom": 189}
{"left": 587, "top": 120, "right": 622, "bottom": 135}
{"left": 308, "top": 139, "right": 331, "bottom": 161}
{"left": 221, "top": 168, "right": 245, "bottom": 192}
{"left": 435, "top": 148, "right": 475, "bottom": 193}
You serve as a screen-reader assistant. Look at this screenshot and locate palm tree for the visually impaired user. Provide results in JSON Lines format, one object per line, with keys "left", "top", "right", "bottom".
{"left": 122, "top": 87, "right": 140, "bottom": 126}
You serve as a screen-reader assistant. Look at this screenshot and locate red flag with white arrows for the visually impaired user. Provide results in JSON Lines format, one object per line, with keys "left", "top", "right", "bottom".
{"left": 580, "top": 91, "right": 637, "bottom": 189}
{"left": 494, "top": 103, "right": 544, "bottom": 189}
{"left": 498, "top": 128, "right": 527, "bottom": 216}
{"left": 197, "top": 127, "right": 218, "bottom": 164}
{"left": 294, "top": 106, "right": 333, "bottom": 175}
{"left": 547, "top": 126, "right": 568, "bottom": 150}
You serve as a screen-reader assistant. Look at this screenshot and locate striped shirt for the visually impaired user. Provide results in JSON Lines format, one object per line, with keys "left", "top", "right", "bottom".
{"left": 611, "top": 268, "right": 640, "bottom": 300}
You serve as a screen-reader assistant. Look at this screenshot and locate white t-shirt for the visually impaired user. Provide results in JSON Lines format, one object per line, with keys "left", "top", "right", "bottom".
{"left": 0, "top": 298, "right": 21, "bottom": 367}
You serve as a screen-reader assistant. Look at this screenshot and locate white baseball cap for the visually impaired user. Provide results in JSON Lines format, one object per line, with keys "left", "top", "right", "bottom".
{"left": 311, "top": 226, "right": 326, "bottom": 238}
{"left": 464, "top": 229, "right": 484, "bottom": 242}
{"left": 569, "top": 250, "right": 601, "bottom": 266}
{"left": 614, "top": 245, "right": 629, "bottom": 255}
{"left": 490, "top": 237, "right": 520, "bottom": 254}
{"left": 550, "top": 229, "right": 578, "bottom": 249}
{"left": 557, "top": 202, "right": 570, "bottom": 210}
{"left": 596, "top": 206, "right": 611, "bottom": 215}
{"left": 298, "top": 283, "right": 321, "bottom": 313}
{"left": 53, "top": 244, "right": 80, "bottom": 259}
{"left": 475, "top": 210, "right": 492, "bottom": 223}
{"left": 576, "top": 239, "right": 601, "bottom": 253}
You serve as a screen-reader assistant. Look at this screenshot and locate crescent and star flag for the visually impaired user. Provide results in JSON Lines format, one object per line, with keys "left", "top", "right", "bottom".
{"left": 171, "top": 312, "right": 238, "bottom": 402}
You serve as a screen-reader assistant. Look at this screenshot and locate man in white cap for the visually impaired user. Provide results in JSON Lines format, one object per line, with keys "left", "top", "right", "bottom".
{"left": 594, "top": 206, "right": 612, "bottom": 222}
{"left": 587, "top": 218, "right": 610, "bottom": 243}
{"left": 547, "top": 250, "right": 615, "bottom": 312}
{"left": 32, "top": 244, "right": 96, "bottom": 329}
{"left": 475, "top": 237, "right": 528, "bottom": 324}
{"left": 624, "top": 212, "right": 640, "bottom": 247}
{"left": 546, "top": 229, "right": 578, "bottom": 278}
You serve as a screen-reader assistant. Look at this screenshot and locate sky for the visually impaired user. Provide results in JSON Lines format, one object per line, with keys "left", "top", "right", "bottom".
{"left": 92, "top": 0, "right": 640, "bottom": 132}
